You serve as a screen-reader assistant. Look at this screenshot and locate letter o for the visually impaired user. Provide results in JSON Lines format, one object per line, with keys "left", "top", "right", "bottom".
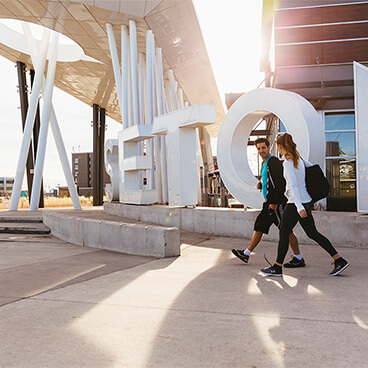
{"left": 217, "top": 88, "right": 325, "bottom": 208}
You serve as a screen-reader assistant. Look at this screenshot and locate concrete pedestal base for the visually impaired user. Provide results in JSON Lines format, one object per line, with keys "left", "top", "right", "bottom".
{"left": 104, "top": 202, "right": 368, "bottom": 248}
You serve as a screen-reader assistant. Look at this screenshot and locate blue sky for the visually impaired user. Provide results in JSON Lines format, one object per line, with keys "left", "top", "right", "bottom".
{"left": 0, "top": 0, "right": 263, "bottom": 190}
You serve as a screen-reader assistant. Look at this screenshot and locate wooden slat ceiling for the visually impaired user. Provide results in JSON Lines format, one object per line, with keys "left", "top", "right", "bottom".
{"left": 0, "top": 0, "right": 224, "bottom": 137}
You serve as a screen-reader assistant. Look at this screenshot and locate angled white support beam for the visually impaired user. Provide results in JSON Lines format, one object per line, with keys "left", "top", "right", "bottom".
{"left": 9, "top": 29, "right": 50, "bottom": 211}
{"left": 21, "top": 23, "right": 81, "bottom": 211}
{"left": 106, "top": 23, "right": 123, "bottom": 119}
{"left": 30, "top": 32, "right": 59, "bottom": 211}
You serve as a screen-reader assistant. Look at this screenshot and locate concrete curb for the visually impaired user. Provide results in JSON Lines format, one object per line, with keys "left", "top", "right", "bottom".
{"left": 43, "top": 211, "right": 180, "bottom": 258}
{"left": 104, "top": 202, "right": 368, "bottom": 248}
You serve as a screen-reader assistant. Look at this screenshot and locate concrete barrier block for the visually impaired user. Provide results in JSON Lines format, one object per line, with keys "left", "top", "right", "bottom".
{"left": 214, "top": 209, "right": 249, "bottom": 237}
{"left": 103, "top": 202, "right": 120, "bottom": 216}
{"left": 145, "top": 226, "right": 166, "bottom": 257}
{"left": 124, "top": 223, "right": 149, "bottom": 255}
{"left": 122, "top": 204, "right": 142, "bottom": 221}
{"left": 83, "top": 220, "right": 101, "bottom": 248}
{"left": 43, "top": 211, "right": 181, "bottom": 257}
{"left": 179, "top": 208, "right": 194, "bottom": 232}
{"left": 192, "top": 208, "right": 216, "bottom": 234}
{"left": 99, "top": 221, "right": 123, "bottom": 251}
{"left": 103, "top": 204, "right": 368, "bottom": 248}
{"left": 157, "top": 207, "right": 180, "bottom": 227}
{"left": 140, "top": 205, "right": 162, "bottom": 225}
{"left": 163, "top": 228, "right": 181, "bottom": 257}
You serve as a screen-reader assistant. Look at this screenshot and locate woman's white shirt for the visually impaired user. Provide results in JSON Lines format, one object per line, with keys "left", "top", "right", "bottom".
{"left": 283, "top": 158, "right": 312, "bottom": 212}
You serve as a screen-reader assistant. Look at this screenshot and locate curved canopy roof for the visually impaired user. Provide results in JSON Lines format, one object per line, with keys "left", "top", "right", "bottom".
{"left": 0, "top": 0, "right": 224, "bottom": 136}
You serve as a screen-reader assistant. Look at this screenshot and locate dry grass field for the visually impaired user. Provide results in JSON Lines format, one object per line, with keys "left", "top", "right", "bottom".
{"left": 0, "top": 196, "right": 94, "bottom": 209}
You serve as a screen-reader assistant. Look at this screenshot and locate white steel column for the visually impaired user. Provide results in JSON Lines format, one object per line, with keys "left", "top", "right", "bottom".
{"left": 196, "top": 128, "right": 203, "bottom": 204}
{"left": 129, "top": 20, "right": 140, "bottom": 125}
{"left": 146, "top": 31, "right": 153, "bottom": 126}
{"left": 155, "top": 47, "right": 168, "bottom": 203}
{"left": 22, "top": 23, "right": 81, "bottom": 210}
{"left": 106, "top": 23, "right": 123, "bottom": 117}
{"left": 127, "top": 37, "right": 134, "bottom": 127}
{"left": 138, "top": 52, "right": 146, "bottom": 189}
{"left": 139, "top": 53, "right": 146, "bottom": 125}
{"left": 165, "top": 80, "right": 173, "bottom": 113}
{"left": 121, "top": 25, "right": 129, "bottom": 129}
{"left": 146, "top": 30, "right": 154, "bottom": 190}
{"left": 30, "top": 32, "right": 59, "bottom": 211}
{"left": 9, "top": 29, "right": 51, "bottom": 211}
{"left": 178, "top": 88, "right": 184, "bottom": 109}
{"left": 168, "top": 69, "right": 179, "bottom": 110}
{"left": 151, "top": 43, "right": 162, "bottom": 202}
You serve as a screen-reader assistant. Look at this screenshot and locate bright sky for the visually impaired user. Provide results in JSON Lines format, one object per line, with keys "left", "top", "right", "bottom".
{"left": 0, "top": 0, "right": 263, "bottom": 190}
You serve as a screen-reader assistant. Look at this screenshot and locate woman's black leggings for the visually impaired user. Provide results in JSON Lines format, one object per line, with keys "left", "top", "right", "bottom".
{"left": 276, "top": 202, "right": 338, "bottom": 265}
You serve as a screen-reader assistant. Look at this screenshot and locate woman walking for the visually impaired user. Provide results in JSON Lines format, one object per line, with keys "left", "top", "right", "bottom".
{"left": 261, "top": 133, "right": 349, "bottom": 277}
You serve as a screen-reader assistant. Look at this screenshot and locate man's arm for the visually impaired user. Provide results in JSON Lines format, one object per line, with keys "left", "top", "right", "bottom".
{"left": 266, "top": 157, "right": 286, "bottom": 204}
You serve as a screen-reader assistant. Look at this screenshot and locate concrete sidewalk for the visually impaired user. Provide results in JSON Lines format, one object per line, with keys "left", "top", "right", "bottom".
{"left": 0, "top": 226, "right": 366, "bottom": 367}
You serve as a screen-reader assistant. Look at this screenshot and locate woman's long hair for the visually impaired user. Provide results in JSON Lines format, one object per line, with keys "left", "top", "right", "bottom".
{"left": 277, "top": 133, "right": 300, "bottom": 169}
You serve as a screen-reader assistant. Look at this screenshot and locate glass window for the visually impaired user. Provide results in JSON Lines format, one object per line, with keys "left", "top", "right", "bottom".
{"left": 324, "top": 112, "right": 356, "bottom": 212}
{"left": 326, "top": 158, "right": 356, "bottom": 211}
{"left": 75, "top": 164, "right": 78, "bottom": 169}
{"left": 325, "top": 132, "right": 356, "bottom": 156}
{"left": 279, "top": 120, "right": 287, "bottom": 133}
{"left": 325, "top": 113, "right": 355, "bottom": 131}
{"left": 74, "top": 158, "right": 79, "bottom": 163}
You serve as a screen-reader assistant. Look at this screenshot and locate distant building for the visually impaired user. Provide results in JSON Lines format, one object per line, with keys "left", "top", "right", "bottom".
{"left": 72, "top": 152, "right": 110, "bottom": 197}
{"left": 58, "top": 186, "right": 70, "bottom": 198}
{"left": 0, "top": 177, "right": 14, "bottom": 197}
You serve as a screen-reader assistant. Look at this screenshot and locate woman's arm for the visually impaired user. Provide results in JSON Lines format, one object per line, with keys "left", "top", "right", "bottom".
{"left": 284, "top": 160, "right": 304, "bottom": 213}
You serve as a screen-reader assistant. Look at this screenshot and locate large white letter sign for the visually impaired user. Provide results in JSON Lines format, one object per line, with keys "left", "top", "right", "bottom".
{"left": 119, "top": 124, "right": 157, "bottom": 204}
{"left": 152, "top": 104, "right": 215, "bottom": 206}
{"left": 354, "top": 62, "right": 368, "bottom": 212}
{"left": 217, "top": 88, "right": 325, "bottom": 209}
{"left": 104, "top": 139, "right": 119, "bottom": 201}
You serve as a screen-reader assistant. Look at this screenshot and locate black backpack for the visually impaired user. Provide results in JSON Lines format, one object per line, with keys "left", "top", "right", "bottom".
{"left": 301, "top": 158, "right": 330, "bottom": 203}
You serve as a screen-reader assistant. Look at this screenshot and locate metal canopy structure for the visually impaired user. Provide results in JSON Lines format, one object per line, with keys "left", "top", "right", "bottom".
{"left": 0, "top": 0, "right": 224, "bottom": 137}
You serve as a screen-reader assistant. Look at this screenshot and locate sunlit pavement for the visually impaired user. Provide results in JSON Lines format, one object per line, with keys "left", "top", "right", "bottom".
{"left": 0, "top": 229, "right": 366, "bottom": 368}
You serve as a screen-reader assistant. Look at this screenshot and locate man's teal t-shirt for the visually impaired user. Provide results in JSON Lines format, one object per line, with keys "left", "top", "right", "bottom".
{"left": 261, "top": 155, "right": 272, "bottom": 200}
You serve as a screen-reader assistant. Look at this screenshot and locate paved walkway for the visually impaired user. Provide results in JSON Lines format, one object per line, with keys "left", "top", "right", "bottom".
{"left": 0, "top": 209, "right": 367, "bottom": 367}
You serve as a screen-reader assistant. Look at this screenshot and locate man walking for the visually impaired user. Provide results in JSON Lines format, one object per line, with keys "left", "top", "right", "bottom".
{"left": 232, "top": 138, "right": 305, "bottom": 267}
